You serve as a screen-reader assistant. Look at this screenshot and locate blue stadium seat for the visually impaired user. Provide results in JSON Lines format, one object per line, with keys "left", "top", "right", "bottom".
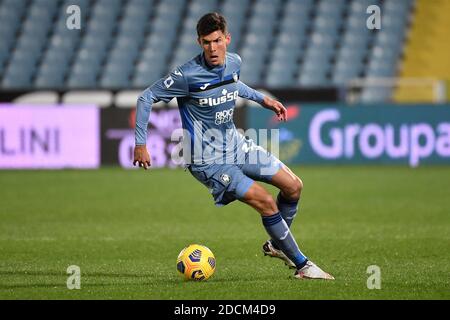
{"left": 71, "top": 61, "right": 102, "bottom": 77}
{"left": 266, "top": 60, "right": 297, "bottom": 88}
{"left": 383, "top": 0, "right": 414, "bottom": 15}
{"left": 253, "top": 0, "right": 281, "bottom": 19}
{"left": 266, "top": 71, "right": 296, "bottom": 88}
{"left": 312, "top": 17, "right": 342, "bottom": 38}
{"left": 132, "top": 73, "right": 162, "bottom": 89}
{"left": 49, "top": 35, "right": 79, "bottom": 53}
{"left": 35, "top": 67, "right": 67, "bottom": 89}
{"left": 156, "top": 0, "right": 185, "bottom": 20}
{"left": 100, "top": 72, "right": 131, "bottom": 89}
{"left": 341, "top": 32, "right": 371, "bottom": 50}
{"left": 247, "top": 16, "right": 276, "bottom": 34}
{"left": 336, "top": 45, "right": 367, "bottom": 64}
{"left": 0, "top": 46, "right": 11, "bottom": 66}
{"left": 9, "top": 50, "right": 41, "bottom": 69}
{"left": 332, "top": 59, "right": 364, "bottom": 85}
{"left": 15, "top": 36, "right": 47, "bottom": 54}
{"left": 221, "top": 0, "right": 249, "bottom": 20}
{"left": 67, "top": 71, "right": 98, "bottom": 89}
{"left": 127, "top": 0, "right": 154, "bottom": 8}
{"left": 86, "top": 19, "right": 116, "bottom": 37}
{"left": 21, "top": 19, "right": 52, "bottom": 41}
{"left": 307, "top": 33, "right": 337, "bottom": 51}
{"left": 241, "top": 32, "right": 272, "bottom": 51}
{"left": 0, "top": 31, "right": 18, "bottom": 53}
{"left": 365, "top": 59, "right": 398, "bottom": 78}
{"left": 270, "top": 46, "right": 302, "bottom": 67}
{"left": 298, "top": 70, "right": 330, "bottom": 88}
{"left": 151, "top": 16, "right": 178, "bottom": 40}
{"left": 239, "top": 47, "right": 266, "bottom": 70}
{"left": 133, "top": 61, "right": 167, "bottom": 88}
{"left": 283, "top": 0, "right": 313, "bottom": 17}
{"left": 2, "top": 63, "right": 35, "bottom": 88}
{"left": 240, "top": 64, "right": 262, "bottom": 86}
{"left": 39, "top": 61, "right": 69, "bottom": 75}
{"left": 304, "top": 46, "right": 335, "bottom": 64}
{"left": 41, "top": 49, "right": 74, "bottom": 67}
{"left": 140, "top": 48, "right": 169, "bottom": 64}
{"left": 0, "top": 10, "right": 22, "bottom": 36}
{"left": 275, "top": 32, "right": 305, "bottom": 50}
{"left": 370, "top": 46, "right": 401, "bottom": 63}
{"left": 1, "top": 0, "right": 28, "bottom": 16}
{"left": 187, "top": 0, "right": 218, "bottom": 20}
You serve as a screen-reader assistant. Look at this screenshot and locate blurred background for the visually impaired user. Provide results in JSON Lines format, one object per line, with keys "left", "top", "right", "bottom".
{"left": 0, "top": 0, "right": 449, "bottom": 168}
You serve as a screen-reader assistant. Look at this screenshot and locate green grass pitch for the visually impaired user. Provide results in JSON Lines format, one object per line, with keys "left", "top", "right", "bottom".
{"left": 1, "top": 166, "right": 449, "bottom": 299}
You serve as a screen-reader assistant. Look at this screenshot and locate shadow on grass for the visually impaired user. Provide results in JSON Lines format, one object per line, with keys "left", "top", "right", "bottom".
{"left": 0, "top": 269, "right": 280, "bottom": 291}
{"left": 0, "top": 270, "right": 271, "bottom": 282}
{"left": 0, "top": 270, "right": 150, "bottom": 278}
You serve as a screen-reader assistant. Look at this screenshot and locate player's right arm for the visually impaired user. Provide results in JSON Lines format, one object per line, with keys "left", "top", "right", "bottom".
{"left": 133, "top": 68, "right": 188, "bottom": 170}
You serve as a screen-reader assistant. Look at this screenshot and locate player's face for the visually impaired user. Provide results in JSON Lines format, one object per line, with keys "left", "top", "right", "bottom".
{"left": 198, "top": 30, "right": 231, "bottom": 67}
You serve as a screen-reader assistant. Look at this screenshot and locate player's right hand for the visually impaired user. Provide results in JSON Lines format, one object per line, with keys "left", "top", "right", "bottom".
{"left": 133, "top": 145, "right": 151, "bottom": 170}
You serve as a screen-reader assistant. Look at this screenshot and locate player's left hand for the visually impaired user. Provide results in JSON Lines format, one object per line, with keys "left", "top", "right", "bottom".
{"left": 263, "top": 96, "right": 288, "bottom": 122}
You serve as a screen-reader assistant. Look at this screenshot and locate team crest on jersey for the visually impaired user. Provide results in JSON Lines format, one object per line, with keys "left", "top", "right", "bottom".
{"left": 220, "top": 174, "right": 231, "bottom": 185}
{"left": 232, "top": 72, "right": 238, "bottom": 83}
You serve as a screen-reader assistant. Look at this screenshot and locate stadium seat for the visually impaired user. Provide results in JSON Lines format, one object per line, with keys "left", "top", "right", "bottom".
{"left": 266, "top": 61, "right": 296, "bottom": 88}
{"left": 35, "top": 72, "right": 66, "bottom": 89}
{"left": 298, "top": 71, "right": 330, "bottom": 88}
{"left": 67, "top": 71, "right": 98, "bottom": 89}
{"left": 2, "top": 64, "right": 35, "bottom": 89}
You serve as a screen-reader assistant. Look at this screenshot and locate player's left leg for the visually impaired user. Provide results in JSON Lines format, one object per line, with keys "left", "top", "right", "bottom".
{"left": 260, "top": 165, "right": 303, "bottom": 264}
{"left": 240, "top": 181, "right": 309, "bottom": 271}
{"left": 241, "top": 149, "right": 302, "bottom": 252}
{"left": 269, "top": 164, "right": 302, "bottom": 229}
{"left": 240, "top": 146, "right": 335, "bottom": 279}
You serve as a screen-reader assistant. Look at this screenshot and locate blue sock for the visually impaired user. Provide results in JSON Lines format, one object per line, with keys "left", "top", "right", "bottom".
{"left": 262, "top": 212, "right": 308, "bottom": 269}
{"left": 271, "top": 192, "right": 299, "bottom": 250}
{"left": 277, "top": 192, "right": 299, "bottom": 228}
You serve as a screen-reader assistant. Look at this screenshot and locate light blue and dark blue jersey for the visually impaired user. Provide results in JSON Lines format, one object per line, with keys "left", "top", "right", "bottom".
{"left": 135, "top": 52, "right": 265, "bottom": 164}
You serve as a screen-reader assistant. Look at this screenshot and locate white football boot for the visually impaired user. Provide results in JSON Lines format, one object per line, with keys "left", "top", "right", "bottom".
{"left": 294, "top": 261, "right": 335, "bottom": 280}
{"left": 262, "top": 240, "right": 296, "bottom": 269}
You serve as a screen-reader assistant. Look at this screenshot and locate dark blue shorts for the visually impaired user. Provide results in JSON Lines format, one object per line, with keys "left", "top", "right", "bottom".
{"left": 188, "top": 146, "right": 283, "bottom": 207}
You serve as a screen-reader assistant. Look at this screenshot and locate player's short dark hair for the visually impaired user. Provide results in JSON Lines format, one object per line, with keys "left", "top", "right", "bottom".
{"left": 196, "top": 12, "right": 227, "bottom": 37}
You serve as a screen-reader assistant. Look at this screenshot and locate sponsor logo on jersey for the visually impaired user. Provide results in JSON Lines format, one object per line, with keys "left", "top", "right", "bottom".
{"left": 215, "top": 108, "right": 234, "bottom": 125}
{"left": 199, "top": 89, "right": 238, "bottom": 107}
{"left": 200, "top": 83, "right": 210, "bottom": 90}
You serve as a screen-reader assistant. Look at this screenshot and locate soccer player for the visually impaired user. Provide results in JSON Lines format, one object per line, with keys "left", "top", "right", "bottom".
{"left": 133, "top": 13, "right": 334, "bottom": 280}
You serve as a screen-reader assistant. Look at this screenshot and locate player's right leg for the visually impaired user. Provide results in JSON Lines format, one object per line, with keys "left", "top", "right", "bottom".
{"left": 240, "top": 182, "right": 310, "bottom": 272}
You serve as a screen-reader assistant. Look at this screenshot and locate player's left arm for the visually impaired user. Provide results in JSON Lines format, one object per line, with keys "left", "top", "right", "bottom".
{"left": 237, "top": 80, "right": 287, "bottom": 122}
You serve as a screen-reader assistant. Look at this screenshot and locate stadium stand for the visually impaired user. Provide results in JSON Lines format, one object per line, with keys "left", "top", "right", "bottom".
{"left": 0, "top": 0, "right": 416, "bottom": 101}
